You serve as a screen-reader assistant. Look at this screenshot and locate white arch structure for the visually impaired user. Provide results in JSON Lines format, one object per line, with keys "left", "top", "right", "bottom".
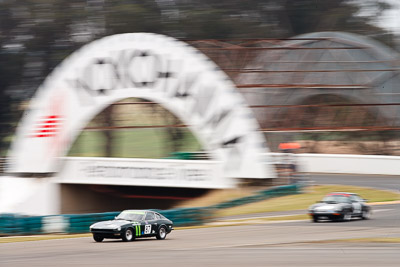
{"left": 8, "top": 33, "right": 276, "bottom": 184}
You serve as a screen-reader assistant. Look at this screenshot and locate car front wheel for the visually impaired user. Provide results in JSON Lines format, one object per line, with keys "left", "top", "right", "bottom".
{"left": 156, "top": 226, "right": 167, "bottom": 240}
{"left": 122, "top": 228, "right": 135, "bottom": 242}
{"left": 361, "top": 209, "right": 371, "bottom": 220}
{"left": 342, "top": 212, "right": 352, "bottom": 222}
{"left": 93, "top": 234, "right": 104, "bottom": 242}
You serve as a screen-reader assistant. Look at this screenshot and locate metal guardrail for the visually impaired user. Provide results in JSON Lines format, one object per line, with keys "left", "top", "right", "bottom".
{"left": 0, "top": 184, "right": 303, "bottom": 236}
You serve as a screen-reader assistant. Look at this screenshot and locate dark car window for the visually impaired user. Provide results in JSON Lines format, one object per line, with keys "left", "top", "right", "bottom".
{"left": 157, "top": 213, "right": 168, "bottom": 219}
{"left": 322, "top": 195, "right": 351, "bottom": 204}
{"left": 145, "top": 212, "right": 155, "bottom": 220}
{"left": 350, "top": 195, "right": 363, "bottom": 202}
{"left": 116, "top": 211, "right": 145, "bottom": 221}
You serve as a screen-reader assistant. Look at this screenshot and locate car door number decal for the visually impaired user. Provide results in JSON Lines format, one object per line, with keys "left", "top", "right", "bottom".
{"left": 144, "top": 224, "right": 151, "bottom": 234}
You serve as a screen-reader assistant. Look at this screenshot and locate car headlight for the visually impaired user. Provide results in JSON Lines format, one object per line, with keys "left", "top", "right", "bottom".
{"left": 108, "top": 224, "right": 121, "bottom": 231}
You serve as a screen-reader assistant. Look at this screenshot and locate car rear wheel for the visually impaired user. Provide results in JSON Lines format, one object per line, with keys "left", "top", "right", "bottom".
{"left": 122, "top": 228, "right": 135, "bottom": 242}
{"left": 312, "top": 216, "right": 319, "bottom": 223}
{"left": 156, "top": 226, "right": 167, "bottom": 240}
{"left": 93, "top": 234, "right": 104, "bottom": 242}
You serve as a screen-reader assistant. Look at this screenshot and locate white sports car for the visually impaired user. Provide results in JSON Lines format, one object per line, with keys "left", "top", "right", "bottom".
{"left": 308, "top": 192, "right": 371, "bottom": 222}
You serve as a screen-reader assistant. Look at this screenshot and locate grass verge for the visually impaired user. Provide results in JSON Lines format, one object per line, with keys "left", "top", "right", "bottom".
{"left": 216, "top": 185, "right": 400, "bottom": 217}
{"left": 209, "top": 214, "right": 309, "bottom": 225}
{"left": 0, "top": 234, "right": 91, "bottom": 243}
{"left": 176, "top": 188, "right": 256, "bottom": 208}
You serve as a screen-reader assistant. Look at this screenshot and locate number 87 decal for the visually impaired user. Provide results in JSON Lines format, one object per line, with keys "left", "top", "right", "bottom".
{"left": 144, "top": 224, "right": 151, "bottom": 234}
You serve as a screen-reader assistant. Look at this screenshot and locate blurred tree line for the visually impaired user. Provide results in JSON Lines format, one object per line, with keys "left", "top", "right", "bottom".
{"left": 0, "top": 0, "right": 394, "bottom": 155}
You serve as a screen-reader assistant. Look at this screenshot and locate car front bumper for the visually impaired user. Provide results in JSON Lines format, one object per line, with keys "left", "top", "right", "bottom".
{"left": 91, "top": 228, "right": 122, "bottom": 238}
{"left": 309, "top": 212, "right": 344, "bottom": 219}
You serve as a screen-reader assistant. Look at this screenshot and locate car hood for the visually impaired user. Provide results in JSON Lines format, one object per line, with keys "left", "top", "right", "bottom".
{"left": 90, "top": 220, "right": 139, "bottom": 229}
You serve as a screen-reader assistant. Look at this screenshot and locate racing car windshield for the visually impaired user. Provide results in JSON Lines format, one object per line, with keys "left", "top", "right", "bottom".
{"left": 322, "top": 195, "right": 350, "bottom": 204}
{"left": 115, "top": 211, "right": 145, "bottom": 221}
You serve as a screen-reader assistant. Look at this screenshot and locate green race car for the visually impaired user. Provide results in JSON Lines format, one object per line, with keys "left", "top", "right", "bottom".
{"left": 90, "top": 210, "right": 173, "bottom": 242}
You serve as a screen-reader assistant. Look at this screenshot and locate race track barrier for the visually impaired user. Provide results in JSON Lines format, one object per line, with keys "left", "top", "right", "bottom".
{"left": 0, "top": 184, "right": 303, "bottom": 236}
{"left": 269, "top": 153, "right": 400, "bottom": 175}
{"left": 0, "top": 214, "right": 43, "bottom": 236}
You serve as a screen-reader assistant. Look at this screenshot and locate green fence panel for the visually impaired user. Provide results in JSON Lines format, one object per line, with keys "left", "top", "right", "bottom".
{"left": 22, "top": 216, "right": 43, "bottom": 235}
{"left": 156, "top": 207, "right": 214, "bottom": 227}
{"left": 64, "top": 212, "right": 120, "bottom": 234}
{"left": 0, "top": 214, "right": 43, "bottom": 236}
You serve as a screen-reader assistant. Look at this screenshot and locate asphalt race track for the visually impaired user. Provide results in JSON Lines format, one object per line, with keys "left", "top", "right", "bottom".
{"left": 1, "top": 210, "right": 400, "bottom": 267}
{"left": 1, "top": 174, "right": 400, "bottom": 267}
